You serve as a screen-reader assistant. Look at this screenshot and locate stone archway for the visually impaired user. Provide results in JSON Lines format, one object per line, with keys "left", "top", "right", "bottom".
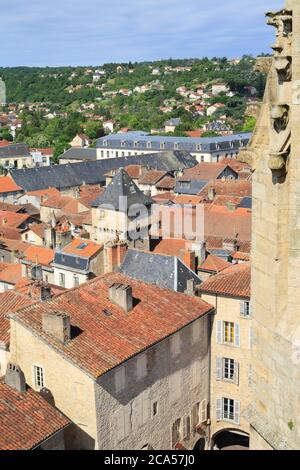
{"left": 211, "top": 428, "right": 249, "bottom": 450}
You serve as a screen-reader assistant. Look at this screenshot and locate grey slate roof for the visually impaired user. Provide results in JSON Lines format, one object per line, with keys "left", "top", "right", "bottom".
{"left": 120, "top": 249, "right": 202, "bottom": 293}
{"left": 10, "top": 151, "right": 197, "bottom": 192}
{"left": 0, "top": 143, "right": 30, "bottom": 160}
{"left": 175, "top": 180, "right": 208, "bottom": 195}
{"left": 97, "top": 131, "right": 251, "bottom": 154}
{"left": 91, "top": 169, "right": 153, "bottom": 210}
{"left": 238, "top": 197, "right": 252, "bottom": 209}
{"left": 53, "top": 252, "right": 90, "bottom": 274}
{"left": 60, "top": 148, "right": 97, "bottom": 161}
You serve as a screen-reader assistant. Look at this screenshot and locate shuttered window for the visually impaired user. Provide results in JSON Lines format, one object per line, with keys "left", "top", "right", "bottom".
{"left": 240, "top": 300, "right": 251, "bottom": 318}
{"left": 217, "top": 398, "right": 240, "bottom": 424}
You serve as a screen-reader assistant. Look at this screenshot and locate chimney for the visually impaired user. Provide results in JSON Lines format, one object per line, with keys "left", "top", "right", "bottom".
{"left": 105, "top": 241, "right": 128, "bottom": 272}
{"left": 30, "top": 264, "right": 43, "bottom": 281}
{"left": 5, "top": 363, "right": 26, "bottom": 393}
{"left": 42, "top": 311, "right": 71, "bottom": 344}
{"left": 180, "top": 249, "right": 196, "bottom": 272}
{"left": 208, "top": 187, "right": 216, "bottom": 201}
{"left": 109, "top": 283, "right": 133, "bottom": 312}
{"left": 184, "top": 279, "right": 196, "bottom": 297}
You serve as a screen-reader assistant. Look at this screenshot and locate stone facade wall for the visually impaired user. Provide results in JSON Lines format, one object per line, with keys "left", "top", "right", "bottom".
{"left": 93, "top": 316, "right": 211, "bottom": 450}
{"left": 201, "top": 294, "right": 251, "bottom": 439}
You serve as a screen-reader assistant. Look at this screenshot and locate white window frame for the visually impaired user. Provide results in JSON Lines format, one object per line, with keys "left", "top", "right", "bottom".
{"left": 219, "top": 397, "right": 240, "bottom": 425}
{"left": 33, "top": 364, "right": 45, "bottom": 390}
{"left": 216, "top": 321, "right": 240, "bottom": 347}
{"left": 240, "top": 300, "right": 251, "bottom": 318}
{"left": 59, "top": 272, "right": 65, "bottom": 288}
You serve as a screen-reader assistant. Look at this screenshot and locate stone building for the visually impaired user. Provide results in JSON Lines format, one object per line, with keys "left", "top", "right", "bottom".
{"left": 199, "top": 263, "right": 252, "bottom": 449}
{"left": 239, "top": 0, "right": 300, "bottom": 450}
{"left": 8, "top": 272, "right": 214, "bottom": 450}
{"left": 91, "top": 169, "right": 153, "bottom": 249}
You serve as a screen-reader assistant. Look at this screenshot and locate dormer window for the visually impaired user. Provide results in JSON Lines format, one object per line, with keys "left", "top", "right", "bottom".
{"left": 147, "top": 141, "right": 152, "bottom": 149}
{"left": 103, "top": 140, "right": 108, "bottom": 147}
{"left": 160, "top": 142, "right": 165, "bottom": 150}
{"left": 174, "top": 143, "right": 179, "bottom": 150}
{"left": 121, "top": 141, "right": 125, "bottom": 148}
{"left": 134, "top": 141, "right": 138, "bottom": 148}
{"left": 196, "top": 144, "right": 201, "bottom": 151}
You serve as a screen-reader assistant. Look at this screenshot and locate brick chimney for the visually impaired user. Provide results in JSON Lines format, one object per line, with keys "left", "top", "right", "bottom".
{"left": 5, "top": 363, "right": 26, "bottom": 393}
{"left": 42, "top": 312, "right": 71, "bottom": 344}
{"left": 109, "top": 283, "right": 133, "bottom": 312}
{"left": 180, "top": 249, "right": 196, "bottom": 272}
{"left": 105, "top": 241, "right": 127, "bottom": 272}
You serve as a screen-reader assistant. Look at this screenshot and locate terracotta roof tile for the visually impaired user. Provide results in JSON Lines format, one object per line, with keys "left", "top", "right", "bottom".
{"left": 0, "top": 381, "right": 69, "bottom": 450}
{"left": 0, "top": 176, "right": 22, "bottom": 194}
{"left": 0, "top": 264, "right": 23, "bottom": 285}
{"left": 62, "top": 238, "right": 103, "bottom": 258}
{"left": 182, "top": 163, "right": 236, "bottom": 181}
{"left": 153, "top": 239, "right": 192, "bottom": 257}
{"left": 199, "top": 254, "right": 231, "bottom": 273}
{"left": 0, "top": 211, "right": 30, "bottom": 229}
{"left": 11, "top": 272, "right": 214, "bottom": 378}
{"left": 156, "top": 176, "right": 175, "bottom": 190}
{"left": 200, "top": 180, "right": 252, "bottom": 198}
{"left": 199, "top": 263, "right": 250, "bottom": 298}
{"left": 138, "top": 170, "right": 167, "bottom": 185}
{"left": 23, "top": 246, "right": 54, "bottom": 266}
{"left": 0, "top": 291, "right": 34, "bottom": 346}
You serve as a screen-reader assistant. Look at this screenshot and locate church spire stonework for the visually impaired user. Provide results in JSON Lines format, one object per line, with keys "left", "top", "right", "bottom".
{"left": 240, "top": 1, "right": 300, "bottom": 450}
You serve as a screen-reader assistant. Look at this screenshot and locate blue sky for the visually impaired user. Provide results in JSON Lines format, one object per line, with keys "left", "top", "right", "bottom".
{"left": 1, "top": 0, "right": 283, "bottom": 67}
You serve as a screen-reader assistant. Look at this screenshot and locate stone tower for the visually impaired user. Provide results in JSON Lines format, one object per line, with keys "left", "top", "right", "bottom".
{"left": 240, "top": 0, "right": 300, "bottom": 449}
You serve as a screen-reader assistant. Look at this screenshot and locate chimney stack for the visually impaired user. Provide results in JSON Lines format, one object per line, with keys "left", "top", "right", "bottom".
{"left": 5, "top": 363, "right": 26, "bottom": 393}
{"left": 185, "top": 279, "right": 196, "bottom": 297}
{"left": 109, "top": 283, "right": 133, "bottom": 312}
{"left": 42, "top": 312, "right": 71, "bottom": 344}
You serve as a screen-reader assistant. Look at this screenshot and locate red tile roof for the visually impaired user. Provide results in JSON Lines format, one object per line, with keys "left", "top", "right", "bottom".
{"left": 199, "top": 254, "right": 231, "bottom": 273}
{"left": 124, "top": 165, "right": 142, "bottom": 179}
{"left": 62, "top": 238, "right": 103, "bottom": 258}
{"left": 0, "top": 211, "right": 30, "bottom": 229}
{"left": 0, "top": 381, "right": 70, "bottom": 450}
{"left": 153, "top": 239, "right": 192, "bottom": 257}
{"left": 30, "top": 147, "right": 54, "bottom": 156}
{"left": 138, "top": 170, "right": 168, "bottom": 185}
{"left": 232, "top": 251, "right": 250, "bottom": 262}
{"left": 0, "top": 226, "right": 22, "bottom": 240}
{"left": 204, "top": 205, "right": 251, "bottom": 241}
{"left": 23, "top": 246, "right": 54, "bottom": 266}
{"left": 182, "top": 163, "right": 237, "bottom": 181}
{"left": 199, "top": 263, "right": 250, "bottom": 299}
{"left": 0, "top": 176, "right": 22, "bottom": 194}
{"left": 174, "top": 195, "right": 203, "bottom": 205}
{"left": 0, "top": 291, "right": 33, "bottom": 346}
{"left": 26, "top": 188, "right": 60, "bottom": 198}
{"left": 200, "top": 180, "right": 252, "bottom": 198}
{"left": 156, "top": 176, "right": 175, "bottom": 190}
{"left": 0, "top": 264, "right": 23, "bottom": 285}
{"left": 11, "top": 272, "right": 214, "bottom": 378}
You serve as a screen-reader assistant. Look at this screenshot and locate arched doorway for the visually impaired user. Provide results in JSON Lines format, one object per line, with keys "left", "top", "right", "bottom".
{"left": 211, "top": 429, "right": 249, "bottom": 450}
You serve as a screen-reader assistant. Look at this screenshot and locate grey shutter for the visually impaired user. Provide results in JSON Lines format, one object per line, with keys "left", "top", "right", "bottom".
{"left": 216, "top": 357, "right": 223, "bottom": 380}
{"left": 234, "top": 323, "right": 240, "bottom": 348}
{"left": 240, "top": 301, "right": 245, "bottom": 317}
{"left": 216, "top": 398, "right": 222, "bottom": 421}
{"left": 216, "top": 320, "right": 223, "bottom": 344}
{"left": 234, "top": 401, "right": 240, "bottom": 425}
{"left": 200, "top": 399, "right": 207, "bottom": 423}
